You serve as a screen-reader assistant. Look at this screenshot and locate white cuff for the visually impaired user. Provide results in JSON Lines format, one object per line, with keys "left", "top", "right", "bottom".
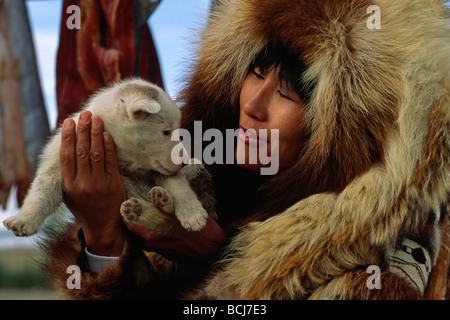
{"left": 85, "top": 247, "right": 120, "bottom": 273}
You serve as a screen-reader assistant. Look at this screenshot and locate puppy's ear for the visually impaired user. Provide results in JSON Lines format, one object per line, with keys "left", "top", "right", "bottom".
{"left": 130, "top": 99, "right": 161, "bottom": 120}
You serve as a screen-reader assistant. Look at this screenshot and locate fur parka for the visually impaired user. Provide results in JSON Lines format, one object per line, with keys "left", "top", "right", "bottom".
{"left": 42, "top": 0, "right": 449, "bottom": 299}
{"left": 179, "top": 0, "right": 449, "bottom": 299}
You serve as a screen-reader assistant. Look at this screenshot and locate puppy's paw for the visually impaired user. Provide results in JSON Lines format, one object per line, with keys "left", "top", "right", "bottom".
{"left": 149, "top": 187, "right": 175, "bottom": 215}
{"left": 3, "top": 216, "right": 40, "bottom": 237}
{"left": 177, "top": 206, "right": 209, "bottom": 232}
{"left": 120, "top": 198, "right": 143, "bottom": 222}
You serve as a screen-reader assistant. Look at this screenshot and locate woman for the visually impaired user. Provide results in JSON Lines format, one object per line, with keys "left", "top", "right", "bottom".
{"left": 43, "top": 0, "right": 449, "bottom": 299}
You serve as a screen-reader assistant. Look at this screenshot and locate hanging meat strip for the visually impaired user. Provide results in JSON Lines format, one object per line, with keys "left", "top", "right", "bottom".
{"left": 56, "top": 0, "right": 164, "bottom": 126}
{"left": 0, "top": 1, "right": 31, "bottom": 209}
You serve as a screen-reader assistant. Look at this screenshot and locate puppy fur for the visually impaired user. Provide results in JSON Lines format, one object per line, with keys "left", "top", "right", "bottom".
{"left": 3, "top": 78, "right": 214, "bottom": 236}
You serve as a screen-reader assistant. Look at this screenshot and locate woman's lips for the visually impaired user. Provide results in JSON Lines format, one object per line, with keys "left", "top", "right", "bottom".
{"left": 239, "top": 125, "right": 269, "bottom": 146}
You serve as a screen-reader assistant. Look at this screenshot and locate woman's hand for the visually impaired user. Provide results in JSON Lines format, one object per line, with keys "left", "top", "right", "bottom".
{"left": 124, "top": 217, "right": 227, "bottom": 262}
{"left": 60, "top": 110, "right": 127, "bottom": 256}
{"left": 60, "top": 110, "right": 225, "bottom": 262}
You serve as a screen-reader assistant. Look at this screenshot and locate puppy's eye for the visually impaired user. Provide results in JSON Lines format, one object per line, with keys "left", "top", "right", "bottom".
{"left": 163, "top": 130, "right": 171, "bottom": 136}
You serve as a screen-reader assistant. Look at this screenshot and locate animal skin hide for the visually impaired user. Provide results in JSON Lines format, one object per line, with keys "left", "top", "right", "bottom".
{"left": 56, "top": 0, "right": 164, "bottom": 126}
{"left": 0, "top": 1, "right": 31, "bottom": 209}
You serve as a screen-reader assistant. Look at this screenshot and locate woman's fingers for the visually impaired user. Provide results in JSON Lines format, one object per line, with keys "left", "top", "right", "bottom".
{"left": 103, "top": 132, "right": 120, "bottom": 181}
{"left": 123, "top": 216, "right": 227, "bottom": 262}
{"left": 89, "top": 116, "right": 106, "bottom": 180}
{"left": 60, "top": 118, "right": 77, "bottom": 183}
{"left": 75, "top": 111, "right": 93, "bottom": 177}
{"left": 61, "top": 111, "right": 121, "bottom": 190}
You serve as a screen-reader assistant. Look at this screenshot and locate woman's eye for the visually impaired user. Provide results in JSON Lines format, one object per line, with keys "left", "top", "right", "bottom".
{"left": 163, "top": 130, "right": 171, "bottom": 136}
{"left": 252, "top": 68, "right": 265, "bottom": 80}
{"left": 277, "top": 89, "right": 294, "bottom": 101}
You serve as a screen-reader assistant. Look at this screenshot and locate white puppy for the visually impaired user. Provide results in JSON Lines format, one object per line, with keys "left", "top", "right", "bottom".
{"left": 3, "top": 79, "right": 213, "bottom": 236}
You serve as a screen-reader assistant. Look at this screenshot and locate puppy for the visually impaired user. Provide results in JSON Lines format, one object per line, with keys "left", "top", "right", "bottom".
{"left": 3, "top": 78, "right": 215, "bottom": 236}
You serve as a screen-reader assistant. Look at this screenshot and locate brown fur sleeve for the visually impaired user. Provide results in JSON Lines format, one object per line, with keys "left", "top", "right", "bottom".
{"left": 39, "top": 223, "right": 211, "bottom": 299}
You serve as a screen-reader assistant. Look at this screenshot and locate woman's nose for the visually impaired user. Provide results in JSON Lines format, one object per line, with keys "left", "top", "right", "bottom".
{"left": 242, "top": 83, "right": 271, "bottom": 122}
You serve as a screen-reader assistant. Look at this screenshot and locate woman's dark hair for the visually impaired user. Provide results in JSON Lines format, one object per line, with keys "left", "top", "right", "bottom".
{"left": 249, "top": 44, "right": 315, "bottom": 105}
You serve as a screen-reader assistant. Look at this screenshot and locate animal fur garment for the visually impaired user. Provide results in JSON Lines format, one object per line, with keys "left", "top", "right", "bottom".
{"left": 40, "top": 0, "right": 449, "bottom": 300}
{"left": 180, "top": 0, "right": 449, "bottom": 299}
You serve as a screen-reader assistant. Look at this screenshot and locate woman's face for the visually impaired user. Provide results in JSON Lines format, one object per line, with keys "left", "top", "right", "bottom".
{"left": 236, "top": 65, "right": 307, "bottom": 174}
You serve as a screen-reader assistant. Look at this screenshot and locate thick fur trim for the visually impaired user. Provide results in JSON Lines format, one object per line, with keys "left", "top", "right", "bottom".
{"left": 39, "top": 222, "right": 211, "bottom": 299}
{"left": 309, "top": 269, "right": 424, "bottom": 300}
{"left": 39, "top": 223, "right": 158, "bottom": 299}
{"left": 180, "top": 0, "right": 449, "bottom": 299}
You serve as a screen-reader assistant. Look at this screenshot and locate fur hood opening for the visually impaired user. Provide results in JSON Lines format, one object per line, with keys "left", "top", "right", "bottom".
{"left": 180, "top": 0, "right": 449, "bottom": 221}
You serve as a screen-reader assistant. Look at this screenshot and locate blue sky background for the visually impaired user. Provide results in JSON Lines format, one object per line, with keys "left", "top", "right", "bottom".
{"left": 0, "top": 1, "right": 449, "bottom": 247}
